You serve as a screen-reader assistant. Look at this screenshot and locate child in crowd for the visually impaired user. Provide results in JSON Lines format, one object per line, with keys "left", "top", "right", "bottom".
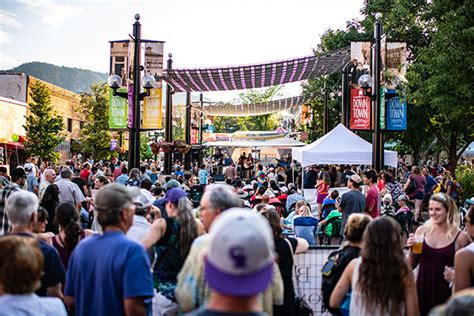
{"left": 381, "top": 194, "right": 395, "bottom": 217}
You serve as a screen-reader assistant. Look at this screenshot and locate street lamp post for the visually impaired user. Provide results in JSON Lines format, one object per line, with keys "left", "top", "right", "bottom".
{"left": 357, "top": 13, "right": 384, "bottom": 172}
{"left": 164, "top": 54, "right": 174, "bottom": 175}
{"left": 107, "top": 14, "right": 156, "bottom": 170}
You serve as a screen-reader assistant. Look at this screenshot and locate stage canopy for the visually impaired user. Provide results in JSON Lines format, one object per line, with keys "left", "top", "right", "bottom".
{"left": 193, "top": 95, "right": 309, "bottom": 117}
{"left": 203, "top": 137, "right": 305, "bottom": 148}
{"left": 292, "top": 124, "right": 398, "bottom": 167}
{"left": 163, "top": 48, "right": 350, "bottom": 92}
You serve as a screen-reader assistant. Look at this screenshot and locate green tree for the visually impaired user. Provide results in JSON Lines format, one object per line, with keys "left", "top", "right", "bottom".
{"left": 23, "top": 81, "right": 64, "bottom": 163}
{"left": 140, "top": 132, "right": 154, "bottom": 160}
{"left": 79, "top": 84, "right": 113, "bottom": 160}
{"left": 406, "top": 0, "right": 474, "bottom": 172}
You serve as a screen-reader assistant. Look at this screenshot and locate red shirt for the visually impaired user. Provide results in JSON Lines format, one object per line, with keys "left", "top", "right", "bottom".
{"left": 366, "top": 184, "right": 381, "bottom": 218}
{"left": 80, "top": 169, "right": 91, "bottom": 181}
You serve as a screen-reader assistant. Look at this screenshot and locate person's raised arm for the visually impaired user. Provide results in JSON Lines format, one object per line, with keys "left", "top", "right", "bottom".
{"left": 295, "top": 237, "right": 309, "bottom": 254}
{"left": 140, "top": 218, "right": 166, "bottom": 250}
{"left": 329, "top": 259, "right": 355, "bottom": 309}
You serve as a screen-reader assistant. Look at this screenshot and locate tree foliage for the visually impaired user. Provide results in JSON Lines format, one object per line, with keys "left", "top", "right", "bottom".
{"left": 213, "top": 86, "right": 281, "bottom": 132}
{"left": 79, "top": 84, "right": 113, "bottom": 160}
{"left": 23, "top": 81, "right": 64, "bottom": 163}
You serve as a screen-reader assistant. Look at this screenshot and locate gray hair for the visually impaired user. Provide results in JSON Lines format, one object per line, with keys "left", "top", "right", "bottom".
{"left": 203, "top": 184, "right": 243, "bottom": 212}
{"left": 95, "top": 183, "right": 134, "bottom": 227}
{"left": 60, "top": 168, "right": 72, "bottom": 179}
{"left": 175, "top": 197, "right": 197, "bottom": 257}
{"left": 6, "top": 191, "right": 39, "bottom": 227}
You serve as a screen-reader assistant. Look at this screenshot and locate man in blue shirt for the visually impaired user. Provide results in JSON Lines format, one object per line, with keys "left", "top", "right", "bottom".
{"left": 116, "top": 167, "right": 129, "bottom": 185}
{"left": 198, "top": 165, "right": 209, "bottom": 186}
{"left": 64, "top": 183, "right": 154, "bottom": 316}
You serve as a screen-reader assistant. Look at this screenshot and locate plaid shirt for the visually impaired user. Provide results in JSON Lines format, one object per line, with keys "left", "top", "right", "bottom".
{"left": 0, "top": 183, "right": 21, "bottom": 236}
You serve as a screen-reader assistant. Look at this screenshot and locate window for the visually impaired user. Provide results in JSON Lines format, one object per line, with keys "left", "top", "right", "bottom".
{"left": 67, "top": 118, "right": 73, "bottom": 132}
{"left": 79, "top": 121, "right": 84, "bottom": 130}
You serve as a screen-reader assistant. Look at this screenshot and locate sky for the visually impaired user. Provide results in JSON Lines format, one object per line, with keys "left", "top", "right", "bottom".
{"left": 0, "top": 0, "right": 364, "bottom": 101}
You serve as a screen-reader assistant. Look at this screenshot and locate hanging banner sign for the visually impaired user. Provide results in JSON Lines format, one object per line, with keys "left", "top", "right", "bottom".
{"left": 386, "top": 95, "right": 407, "bottom": 131}
{"left": 108, "top": 88, "right": 128, "bottom": 129}
{"left": 191, "top": 129, "right": 198, "bottom": 144}
{"left": 142, "top": 88, "right": 163, "bottom": 129}
{"left": 144, "top": 42, "right": 164, "bottom": 89}
{"left": 380, "top": 87, "right": 386, "bottom": 130}
{"left": 350, "top": 88, "right": 371, "bottom": 130}
{"left": 127, "top": 84, "right": 134, "bottom": 129}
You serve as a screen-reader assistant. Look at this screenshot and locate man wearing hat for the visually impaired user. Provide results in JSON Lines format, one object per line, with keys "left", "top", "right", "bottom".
{"left": 186, "top": 209, "right": 274, "bottom": 315}
{"left": 24, "top": 163, "right": 38, "bottom": 194}
{"left": 176, "top": 184, "right": 283, "bottom": 314}
{"left": 127, "top": 188, "right": 156, "bottom": 242}
{"left": 0, "top": 167, "right": 26, "bottom": 236}
{"left": 338, "top": 174, "right": 366, "bottom": 238}
{"left": 64, "top": 183, "right": 154, "bottom": 316}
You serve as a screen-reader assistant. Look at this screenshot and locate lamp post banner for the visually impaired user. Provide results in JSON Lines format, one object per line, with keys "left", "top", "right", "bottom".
{"left": 108, "top": 88, "right": 128, "bottom": 129}
{"left": 128, "top": 84, "right": 134, "bottom": 129}
{"left": 144, "top": 42, "right": 164, "bottom": 89}
{"left": 143, "top": 88, "right": 163, "bottom": 129}
{"left": 350, "top": 88, "right": 371, "bottom": 130}
{"left": 386, "top": 95, "right": 407, "bottom": 131}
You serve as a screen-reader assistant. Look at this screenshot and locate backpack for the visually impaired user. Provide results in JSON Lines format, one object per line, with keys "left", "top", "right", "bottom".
{"left": 405, "top": 176, "right": 417, "bottom": 194}
{"left": 321, "top": 246, "right": 360, "bottom": 314}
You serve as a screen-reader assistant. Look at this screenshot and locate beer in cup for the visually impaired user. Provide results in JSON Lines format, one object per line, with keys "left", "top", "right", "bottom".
{"left": 411, "top": 235, "right": 424, "bottom": 254}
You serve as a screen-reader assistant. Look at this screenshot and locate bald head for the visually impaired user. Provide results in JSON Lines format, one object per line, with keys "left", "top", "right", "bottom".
{"left": 44, "top": 169, "right": 56, "bottom": 184}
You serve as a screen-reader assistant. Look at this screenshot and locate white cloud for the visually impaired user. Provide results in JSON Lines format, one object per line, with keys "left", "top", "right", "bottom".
{"left": 14, "top": 0, "right": 83, "bottom": 27}
{"left": 0, "top": 30, "right": 13, "bottom": 44}
{"left": 0, "top": 50, "right": 21, "bottom": 69}
{"left": 0, "top": 10, "right": 22, "bottom": 28}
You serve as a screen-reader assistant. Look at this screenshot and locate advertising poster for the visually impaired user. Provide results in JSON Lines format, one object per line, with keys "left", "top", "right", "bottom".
{"left": 144, "top": 42, "right": 164, "bottom": 88}
{"left": 110, "top": 41, "right": 130, "bottom": 84}
{"left": 386, "top": 42, "right": 407, "bottom": 89}
{"left": 142, "top": 88, "right": 163, "bottom": 129}
{"left": 350, "top": 42, "right": 372, "bottom": 86}
{"left": 386, "top": 95, "right": 407, "bottom": 131}
{"left": 380, "top": 87, "right": 386, "bottom": 130}
{"left": 350, "top": 88, "right": 371, "bottom": 130}
{"left": 108, "top": 88, "right": 128, "bottom": 129}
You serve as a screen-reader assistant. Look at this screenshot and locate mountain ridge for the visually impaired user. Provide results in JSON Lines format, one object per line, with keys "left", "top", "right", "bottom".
{"left": 2, "top": 62, "right": 108, "bottom": 93}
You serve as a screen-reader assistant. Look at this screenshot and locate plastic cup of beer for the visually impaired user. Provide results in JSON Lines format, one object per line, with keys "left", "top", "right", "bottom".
{"left": 411, "top": 235, "right": 424, "bottom": 254}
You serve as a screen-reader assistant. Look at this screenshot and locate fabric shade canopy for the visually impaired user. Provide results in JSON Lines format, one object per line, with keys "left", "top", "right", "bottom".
{"left": 292, "top": 124, "right": 398, "bottom": 167}
{"left": 193, "top": 95, "right": 309, "bottom": 117}
{"left": 163, "top": 48, "right": 350, "bottom": 92}
{"left": 203, "top": 137, "right": 306, "bottom": 148}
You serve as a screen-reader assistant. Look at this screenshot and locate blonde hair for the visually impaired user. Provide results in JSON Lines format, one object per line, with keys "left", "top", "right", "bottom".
{"left": 425, "top": 193, "right": 460, "bottom": 239}
{"left": 298, "top": 204, "right": 312, "bottom": 217}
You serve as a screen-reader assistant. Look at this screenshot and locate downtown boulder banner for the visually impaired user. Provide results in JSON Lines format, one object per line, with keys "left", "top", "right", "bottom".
{"left": 142, "top": 41, "right": 164, "bottom": 129}
{"left": 386, "top": 94, "right": 407, "bottom": 131}
{"left": 350, "top": 88, "right": 371, "bottom": 130}
{"left": 108, "top": 88, "right": 128, "bottom": 129}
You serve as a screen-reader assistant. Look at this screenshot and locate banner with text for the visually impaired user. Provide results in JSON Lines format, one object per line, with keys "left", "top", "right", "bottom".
{"left": 142, "top": 88, "right": 163, "bottom": 129}
{"left": 108, "top": 88, "right": 128, "bottom": 129}
{"left": 386, "top": 95, "right": 407, "bottom": 131}
{"left": 350, "top": 88, "right": 371, "bottom": 130}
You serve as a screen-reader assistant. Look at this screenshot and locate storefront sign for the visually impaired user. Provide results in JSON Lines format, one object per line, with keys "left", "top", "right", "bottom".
{"left": 350, "top": 88, "right": 371, "bottom": 130}
{"left": 386, "top": 95, "right": 407, "bottom": 131}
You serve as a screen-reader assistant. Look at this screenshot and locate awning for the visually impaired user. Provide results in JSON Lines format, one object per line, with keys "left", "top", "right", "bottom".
{"left": 163, "top": 48, "right": 350, "bottom": 92}
{"left": 203, "top": 137, "right": 306, "bottom": 148}
{"left": 6, "top": 142, "right": 24, "bottom": 149}
{"left": 193, "top": 95, "right": 309, "bottom": 117}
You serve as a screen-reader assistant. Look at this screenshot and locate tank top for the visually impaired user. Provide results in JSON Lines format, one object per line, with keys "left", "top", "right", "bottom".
{"left": 52, "top": 231, "right": 86, "bottom": 269}
{"left": 350, "top": 258, "right": 405, "bottom": 316}
{"left": 416, "top": 230, "right": 461, "bottom": 316}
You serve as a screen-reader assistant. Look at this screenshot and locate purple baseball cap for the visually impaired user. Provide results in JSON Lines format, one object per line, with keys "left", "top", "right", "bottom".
{"left": 204, "top": 208, "right": 275, "bottom": 297}
{"left": 164, "top": 188, "right": 188, "bottom": 204}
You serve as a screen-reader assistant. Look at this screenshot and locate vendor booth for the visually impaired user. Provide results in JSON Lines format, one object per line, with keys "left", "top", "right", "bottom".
{"left": 292, "top": 123, "right": 398, "bottom": 167}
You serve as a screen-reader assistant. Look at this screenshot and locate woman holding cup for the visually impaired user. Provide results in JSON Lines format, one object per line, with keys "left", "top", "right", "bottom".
{"left": 407, "top": 193, "right": 470, "bottom": 315}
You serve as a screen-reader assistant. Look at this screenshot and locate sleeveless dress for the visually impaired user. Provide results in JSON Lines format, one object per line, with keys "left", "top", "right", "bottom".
{"left": 416, "top": 231, "right": 461, "bottom": 316}
{"left": 153, "top": 218, "right": 186, "bottom": 302}
{"left": 350, "top": 258, "right": 405, "bottom": 316}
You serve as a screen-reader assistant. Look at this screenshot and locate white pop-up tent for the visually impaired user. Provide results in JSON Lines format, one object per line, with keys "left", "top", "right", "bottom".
{"left": 292, "top": 123, "right": 398, "bottom": 167}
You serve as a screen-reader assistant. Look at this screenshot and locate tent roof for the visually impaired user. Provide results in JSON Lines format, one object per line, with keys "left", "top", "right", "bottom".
{"left": 203, "top": 137, "right": 305, "bottom": 148}
{"left": 292, "top": 124, "right": 398, "bottom": 167}
{"left": 163, "top": 48, "right": 350, "bottom": 92}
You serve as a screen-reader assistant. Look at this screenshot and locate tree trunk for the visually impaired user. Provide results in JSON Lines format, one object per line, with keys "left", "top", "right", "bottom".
{"left": 447, "top": 131, "right": 458, "bottom": 176}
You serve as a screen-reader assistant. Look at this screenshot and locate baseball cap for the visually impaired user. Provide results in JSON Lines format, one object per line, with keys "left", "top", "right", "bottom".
{"left": 204, "top": 208, "right": 275, "bottom": 297}
{"left": 164, "top": 188, "right": 188, "bottom": 204}
{"left": 349, "top": 174, "right": 362, "bottom": 185}
{"left": 134, "top": 189, "right": 155, "bottom": 208}
{"left": 164, "top": 179, "right": 180, "bottom": 190}
{"left": 398, "top": 194, "right": 409, "bottom": 202}
{"left": 10, "top": 167, "right": 26, "bottom": 180}
{"left": 24, "top": 163, "right": 34, "bottom": 172}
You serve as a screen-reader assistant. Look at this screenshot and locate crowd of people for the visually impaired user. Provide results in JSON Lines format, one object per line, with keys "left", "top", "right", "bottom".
{"left": 0, "top": 154, "right": 472, "bottom": 315}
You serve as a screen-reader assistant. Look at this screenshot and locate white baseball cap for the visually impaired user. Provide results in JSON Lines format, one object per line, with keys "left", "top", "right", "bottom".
{"left": 204, "top": 208, "right": 275, "bottom": 297}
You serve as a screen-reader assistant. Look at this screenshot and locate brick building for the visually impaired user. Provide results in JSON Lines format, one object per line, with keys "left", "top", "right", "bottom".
{"left": 0, "top": 73, "right": 85, "bottom": 164}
